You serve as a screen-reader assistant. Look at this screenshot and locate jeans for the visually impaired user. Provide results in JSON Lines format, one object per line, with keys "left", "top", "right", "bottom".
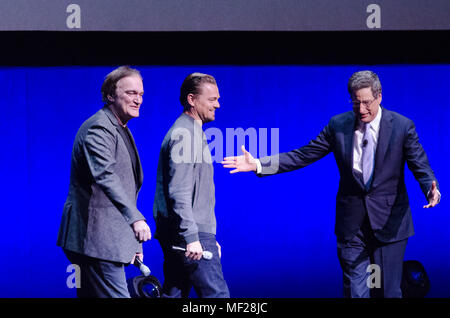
{"left": 158, "top": 232, "right": 230, "bottom": 298}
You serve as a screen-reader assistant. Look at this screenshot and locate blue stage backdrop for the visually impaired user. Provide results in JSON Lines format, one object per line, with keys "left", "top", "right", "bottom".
{"left": 0, "top": 65, "right": 448, "bottom": 297}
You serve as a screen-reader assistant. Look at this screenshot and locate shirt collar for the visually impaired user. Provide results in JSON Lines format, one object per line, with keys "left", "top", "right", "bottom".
{"left": 108, "top": 105, "right": 127, "bottom": 128}
{"left": 370, "top": 105, "right": 382, "bottom": 132}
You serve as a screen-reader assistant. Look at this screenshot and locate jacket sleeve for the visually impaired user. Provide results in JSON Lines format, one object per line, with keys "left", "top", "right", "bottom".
{"left": 259, "top": 120, "right": 334, "bottom": 176}
{"left": 403, "top": 119, "right": 439, "bottom": 197}
{"left": 83, "top": 124, "right": 145, "bottom": 225}
{"left": 166, "top": 135, "right": 199, "bottom": 244}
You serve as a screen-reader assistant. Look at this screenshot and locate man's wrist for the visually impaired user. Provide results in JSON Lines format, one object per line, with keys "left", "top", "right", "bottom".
{"left": 427, "top": 187, "right": 441, "bottom": 203}
{"left": 255, "top": 158, "right": 262, "bottom": 174}
{"left": 184, "top": 233, "right": 200, "bottom": 245}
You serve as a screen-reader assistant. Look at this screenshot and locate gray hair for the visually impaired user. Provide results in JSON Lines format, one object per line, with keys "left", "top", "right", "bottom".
{"left": 101, "top": 66, "right": 142, "bottom": 105}
{"left": 180, "top": 72, "right": 217, "bottom": 111}
{"left": 347, "top": 70, "right": 382, "bottom": 98}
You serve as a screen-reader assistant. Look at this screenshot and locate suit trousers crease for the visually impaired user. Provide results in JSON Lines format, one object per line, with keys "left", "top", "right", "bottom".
{"left": 64, "top": 249, "right": 131, "bottom": 298}
{"left": 337, "top": 215, "right": 407, "bottom": 298}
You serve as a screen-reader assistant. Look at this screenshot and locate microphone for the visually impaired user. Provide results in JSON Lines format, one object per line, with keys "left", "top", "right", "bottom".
{"left": 362, "top": 139, "right": 368, "bottom": 147}
{"left": 134, "top": 257, "right": 151, "bottom": 277}
{"left": 172, "top": 246, "right": 213, "bottom": 260}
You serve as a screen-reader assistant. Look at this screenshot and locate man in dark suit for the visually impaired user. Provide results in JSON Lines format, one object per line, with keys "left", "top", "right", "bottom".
{"left": 221, "top": 70, "right": 440, "bottom": 298}
{"left": 57, "top": 66, "right": 151, "bottom": 298}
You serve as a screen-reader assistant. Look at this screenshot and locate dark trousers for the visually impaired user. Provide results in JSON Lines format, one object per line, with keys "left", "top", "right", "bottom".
{"left": 337, "top": 216, "right": 408, "bottom": 298}
{"left": 63, "top": 249, "right": 130, "bottom": 298}
{"left": 158, "top": 232, "right": 230, "bottom": 298}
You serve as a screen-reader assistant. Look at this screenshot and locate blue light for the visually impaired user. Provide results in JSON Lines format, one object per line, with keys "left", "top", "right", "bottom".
{"left": 0, "top": 65, "right": 449, "bottom": 297}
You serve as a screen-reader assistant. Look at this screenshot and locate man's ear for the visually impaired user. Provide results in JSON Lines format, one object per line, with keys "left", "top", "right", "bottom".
{"left": 187, "top": 93, "right": 196, "bottom": 107}
{"left": 107, "top": 95, "right": 115, "bottom": 103}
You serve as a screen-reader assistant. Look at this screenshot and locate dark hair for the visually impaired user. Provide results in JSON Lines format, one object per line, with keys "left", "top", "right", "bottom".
{"left": 179, "top": 73, "right": 217, "bottom": 111}
{"left": 347, "top": 70, "right": 382, "bottom": 98}
{"left": 101, "top": 66, "right": 142, "bottom": 104}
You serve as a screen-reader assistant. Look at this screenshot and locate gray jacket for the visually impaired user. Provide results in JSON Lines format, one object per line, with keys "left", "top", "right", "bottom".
{"left": 153, "top": 113, "right": 216, "bottom": 244}
{"left": 57, "top": 106, "right": 145, "bottom": 263}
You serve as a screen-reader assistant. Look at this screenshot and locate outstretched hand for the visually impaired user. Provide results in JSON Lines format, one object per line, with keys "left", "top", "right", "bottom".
{"left": 424, "top": 180, "right": 440, "bottom": 208}
{"left": 221, "top": 145, "right": 257, "bottom": 173}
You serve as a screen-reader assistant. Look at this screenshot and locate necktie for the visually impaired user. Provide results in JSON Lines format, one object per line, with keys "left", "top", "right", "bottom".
{"left": 362, "top": 122, "right": 374, "bottom": 186}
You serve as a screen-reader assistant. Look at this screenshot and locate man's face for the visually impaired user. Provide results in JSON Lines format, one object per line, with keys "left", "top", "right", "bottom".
{"left": 109, "top": 75, "right": 144, "bottom": 123}
{"left": 189, "top": 83, "right": 220, "bottom": 124}
{"left": 352, "top": 87, "right": 381, "bottom": 123}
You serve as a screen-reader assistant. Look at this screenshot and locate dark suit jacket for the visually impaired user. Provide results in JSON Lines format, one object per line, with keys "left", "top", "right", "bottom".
{"left": 259, "top": 107, "right": 438, "bottom": 243}
{"left": 57, "top": 106, "right": 145, "bottom": 263}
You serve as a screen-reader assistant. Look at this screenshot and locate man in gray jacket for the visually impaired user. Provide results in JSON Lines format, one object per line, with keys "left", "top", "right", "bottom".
{"left": 153, "top": 73, "right": 229, "bottom": 298}
{"left": 57, "top": 66, "right": 151, "bottom": 298}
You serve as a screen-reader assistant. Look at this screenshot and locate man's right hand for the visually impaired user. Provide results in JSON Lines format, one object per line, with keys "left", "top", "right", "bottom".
{"left": 221, "top": 145, "right": 257, "bottom": 173}
{"left": 132, "top": 220, "right": 151, "bottom": 242}
{"left": 186, "top": 241, "right": 203, "bottom": 261}
{"left": 424, "top": 180, "right": 441, "bottom": 208}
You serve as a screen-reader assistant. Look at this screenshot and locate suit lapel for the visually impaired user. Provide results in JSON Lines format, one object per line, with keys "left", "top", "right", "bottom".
{"left": 343, "top": 112, "right": 356, "bottom": 171}
{"left": 342, "top": 112, "right": 366, "bottom": 189}
{"left": 339, "top": 111, "right": 373, "bottom": 191}
{"left": 103, "top": 106, "right": 119, "bottom": 126}
{"left": 372, "top": 107, "right": 393, "bottom": 185}
{"left": 125, "top": 127, "right": 144, "bottom": 190}
{"left": 103, "top": 106, "right": 144, "bottom": 190}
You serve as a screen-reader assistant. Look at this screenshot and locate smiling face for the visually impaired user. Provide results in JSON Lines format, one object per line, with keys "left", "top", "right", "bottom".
{"left": 108, "top": 75, "right": 144, "bottom": 124}
{"left": 187, "top": 83, "right": 220, "bottom": 124}
{"left": 352, "top": 87, "right": 381, "bottom": 123}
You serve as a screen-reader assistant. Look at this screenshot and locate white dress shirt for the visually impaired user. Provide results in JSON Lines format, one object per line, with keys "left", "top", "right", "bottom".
{"left": 255, "top": 107, "right": 383, "bottom": 174}
{"left": 353, "top": 106, "right": 382, "bottom": 174}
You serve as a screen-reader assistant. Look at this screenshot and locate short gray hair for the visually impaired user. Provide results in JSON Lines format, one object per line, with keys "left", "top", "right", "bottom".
{"left": 347, "top": 70, "right": 382, "bottom": 98}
